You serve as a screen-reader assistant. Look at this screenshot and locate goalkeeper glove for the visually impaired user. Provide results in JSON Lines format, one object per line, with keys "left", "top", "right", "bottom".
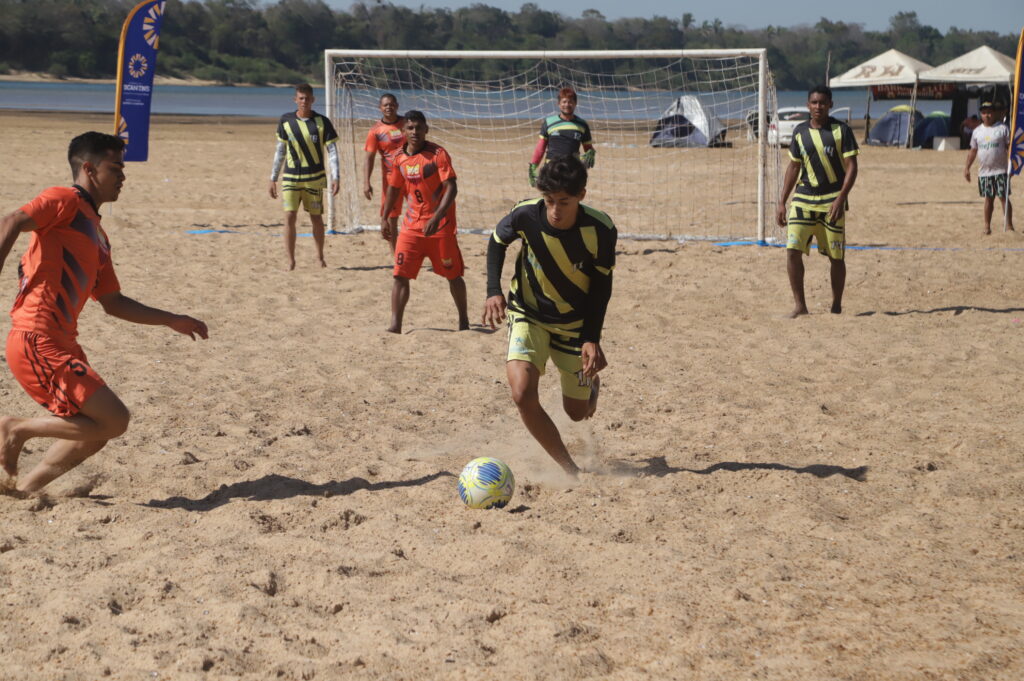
{"left": 528, "top": 162, "right": 538, "bottom": 187}
{"left": 581, "top": 148, "right": 595, "bottom": 168}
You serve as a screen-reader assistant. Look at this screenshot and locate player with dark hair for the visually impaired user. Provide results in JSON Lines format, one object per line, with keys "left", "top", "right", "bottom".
{"left": 528, "top": 87, "right": 595, "bottom": 187}
{"left": 0, "top": 132, "right": 208, "bottom": 494}
{"left": 364, "top": 93, "right": 406, "bottom": 253}
{"left": 269, "top": 83, "right": 340, "bottom": 270}
{"left": 484, "top": 155, "right": 616, "bottom": 477}
{"left": 381, "top": 110, "right": 469, "bottom": 334}
{"left": 777, "top": 84, "right": 859, "bottom": 318}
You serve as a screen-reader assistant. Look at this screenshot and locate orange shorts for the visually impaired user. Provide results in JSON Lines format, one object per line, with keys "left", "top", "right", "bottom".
{"left": 381, "top": 180, "right": 402, "bottom": 219}
{"left": 5, "top": 331, "right": 106, "bottom": 417}
{"left": 394, "top": 230, "right": 465, "bottom": 280}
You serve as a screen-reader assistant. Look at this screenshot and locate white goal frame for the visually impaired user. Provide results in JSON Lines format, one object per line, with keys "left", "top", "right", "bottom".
{"left": 324, "top": 48, "right": 774, "bottom": 243}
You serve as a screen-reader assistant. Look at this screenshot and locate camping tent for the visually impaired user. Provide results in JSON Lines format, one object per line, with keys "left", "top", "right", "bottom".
{"left": 913, "top": 111, "right": 951, "bottom": 148}
{"left": 867, "top": 105, "right": 923, "bottom": 146}
{"left": 919, "top": 46, "right": 1015, "bottom": 84}
{"left": 649, "top": 95, "right": 726, "bottom": 148}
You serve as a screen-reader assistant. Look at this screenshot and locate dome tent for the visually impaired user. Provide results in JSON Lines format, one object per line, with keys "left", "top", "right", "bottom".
{"left": 867, "top": 105, "right": 923, "bottom": 146}
{"left": 649, "top": 95, "right": 727, "bottom": 148}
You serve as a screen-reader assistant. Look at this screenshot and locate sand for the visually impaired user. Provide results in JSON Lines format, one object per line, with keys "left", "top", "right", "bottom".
{"left": 0, "top": 110, "right": 1022, "bottom": 680}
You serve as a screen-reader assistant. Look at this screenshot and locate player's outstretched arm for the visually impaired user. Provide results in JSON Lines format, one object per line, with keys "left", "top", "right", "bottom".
{"left": 581, "top": 342, "right": 607, "bottom": 377}
{"left": 363, "top": 151, "right": 376, "bottom": 199}
{"left": 776, "top": 160, "right": 801, "bottom": 227}
{"left": 829, "top": 156, "right": 858, "bottom": 223}
{"left": 0, "top": 210, "right": 39, "bottom": 276}
{"left": 423, "top": 179, "right": 458, "bottom": 237}
{"left": 381, "top": 185, "right": 401, "bottom": 240}
{"left": 483, "top": 235, "right": 509, "bottom": 328}
{"left": 964, "top": 148, "right": 978, "bottom": 182}
{"left": 98, "top": 292, "right": 209, "bottom": 340}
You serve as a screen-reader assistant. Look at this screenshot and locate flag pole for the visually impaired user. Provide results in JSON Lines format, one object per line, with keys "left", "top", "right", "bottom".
{"left": 1007, "top": 27, "right": 1024, "bottom": 232}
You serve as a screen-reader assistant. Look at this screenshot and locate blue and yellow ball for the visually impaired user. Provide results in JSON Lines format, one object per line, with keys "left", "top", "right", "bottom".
{"left": 457, "top": 457, "right": 515, "bottom": 509}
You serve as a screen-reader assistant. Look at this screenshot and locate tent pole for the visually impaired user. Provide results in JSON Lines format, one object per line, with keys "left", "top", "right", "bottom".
{"left": 864, "top": 89, "right": 872, "bottom": 142}
{"left": 906, "top": 80, "right": 919, "bottom": 148}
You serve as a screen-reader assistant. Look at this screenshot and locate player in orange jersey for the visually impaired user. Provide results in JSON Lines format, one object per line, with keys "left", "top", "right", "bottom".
{"left": 380, "top": 110, "right": 469, "bottom": 334}
{"left": 0, "top": 132, "right": 208, "bottom": 494}
{"left": 364, "top": 93, "right": 405, "bottom": 253}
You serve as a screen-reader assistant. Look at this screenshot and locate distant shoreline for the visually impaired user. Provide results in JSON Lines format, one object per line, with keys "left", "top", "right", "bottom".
{"left": 0, "top": 71, "right": 307, "bottom": 88}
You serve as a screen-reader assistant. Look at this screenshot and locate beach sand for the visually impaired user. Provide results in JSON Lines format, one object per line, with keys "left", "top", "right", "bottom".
{"left": 0, "top": 110, "right": 1022, "bottom": 680}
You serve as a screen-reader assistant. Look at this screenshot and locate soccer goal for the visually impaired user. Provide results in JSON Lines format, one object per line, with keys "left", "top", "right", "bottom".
{"left": 325, "top": 49, "right": 781, "bottom": 243}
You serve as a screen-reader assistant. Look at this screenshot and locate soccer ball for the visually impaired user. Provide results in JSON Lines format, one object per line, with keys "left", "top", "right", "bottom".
{"left": 457, "top": 457, "right": 515, "bottom": 509}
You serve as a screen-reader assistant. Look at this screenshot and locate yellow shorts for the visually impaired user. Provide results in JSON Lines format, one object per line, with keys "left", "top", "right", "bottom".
{"left": 282, "top": 178, "right": 326, "bottom": 215}
{"left": 507, "top": 310, "right": 592, "bottom": 401}
{"left": 786, "top": 205, "right": 845, "bottom": 260}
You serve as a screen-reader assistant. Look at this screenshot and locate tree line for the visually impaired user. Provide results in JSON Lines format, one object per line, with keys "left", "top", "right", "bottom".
{"left": 0, "top": 0, "right": 1018, "bottom": 89}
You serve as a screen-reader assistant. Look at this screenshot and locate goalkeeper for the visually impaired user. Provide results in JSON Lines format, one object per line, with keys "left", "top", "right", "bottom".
{"left": 528, "top": 87, "right": 595, "bottom": 187}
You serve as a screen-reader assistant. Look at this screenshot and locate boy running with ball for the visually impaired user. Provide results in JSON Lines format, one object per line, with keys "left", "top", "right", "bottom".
{"left": 483, "top": 156, "right": 616, "bottom": 477}
{"left": 0, "top": 132, "right": 208, "bottom": 494}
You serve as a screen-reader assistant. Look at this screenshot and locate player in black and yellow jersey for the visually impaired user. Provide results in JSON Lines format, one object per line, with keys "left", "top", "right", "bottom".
{"left": 777, "top": 84, "right": 859, "bottom": 318}
{"left": 268, "top": 83, "right": 340, "bottom": 270}
{"left": 483, "top": 156, "right": 616, "bottom": 477}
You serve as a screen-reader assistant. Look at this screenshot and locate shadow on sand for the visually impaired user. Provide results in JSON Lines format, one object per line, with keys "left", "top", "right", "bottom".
{"left": 857, "top": 306, "right": 1024, "bottom": 317}
{"left": 605, "top": 456, "right": 867, "bottom": 482}
{"left": 145, "top": 471, "right": 454, "bottom": 511}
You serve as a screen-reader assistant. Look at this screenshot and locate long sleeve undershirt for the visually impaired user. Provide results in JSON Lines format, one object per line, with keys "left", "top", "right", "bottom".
{"left": 486, "top": 236, "right": 613, "bottom": 344}
{"left": 270, "top": 141, "right": 340, "bottom": 182}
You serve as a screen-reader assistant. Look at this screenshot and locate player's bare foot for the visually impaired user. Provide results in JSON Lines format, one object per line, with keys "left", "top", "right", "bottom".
{"left": 983, "top": 228, "right": 991, "bottom": 235}
{"left": 286, "top": 259, "right": 296, "bottom": 271}
{"left": 385, "top": 324, "right": 401, "bottom": 334}
{"left": 785, "top": 307, "right": 809, "bottom": 319}
{"left": 0, "top": 416, "right": 26, "bottom": 477}
{"left": 831, "top": 302, "right": 842, "bottom": 314}
{"left": 318, "top": 258, "right": 327, "bottom": 268}
{"left": 458, "top": 319, "right": 470, "bottom": 331}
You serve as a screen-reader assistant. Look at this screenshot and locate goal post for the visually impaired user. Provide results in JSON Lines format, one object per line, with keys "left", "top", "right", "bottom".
{"left": 325, "top": 49, "right": 780, "bottom": 243}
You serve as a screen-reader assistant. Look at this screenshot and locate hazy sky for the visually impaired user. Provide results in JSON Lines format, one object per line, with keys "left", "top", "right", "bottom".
{"left": 331, "top": 1, "right": 1024, "bottom": 35}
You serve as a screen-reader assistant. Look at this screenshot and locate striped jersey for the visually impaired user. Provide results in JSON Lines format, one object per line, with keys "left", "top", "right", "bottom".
{"left": 13, "top": 186, "right": 121, "bottom": 346}
{"left": 489, "top": 198, "right": 616, "bottom": 343}
{"left": 788, "top": 117, "right": 859, "bottom": 210}
{"left": 276, "top": 111, "right": 338, "bottom": 182}
{"left": 540, "top": 114, "right": 593, "bottom": 160}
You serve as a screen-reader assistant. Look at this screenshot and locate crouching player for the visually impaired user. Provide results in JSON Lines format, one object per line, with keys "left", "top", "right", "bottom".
{"left": 0, "top": 132, "right": 208, "bottom": 494}
{"left": 381, "top": 110, "right": 469, "bottom": 334}
{"left": 483, "top": 156, "right": 616, "bottom": 477}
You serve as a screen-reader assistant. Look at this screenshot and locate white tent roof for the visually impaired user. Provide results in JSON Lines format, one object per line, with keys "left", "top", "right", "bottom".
{"left": 919, "top": 45, "right": 1015, "bottom": 83}
{"left": 829, "top": 48, "right": 932, "bottom": 87}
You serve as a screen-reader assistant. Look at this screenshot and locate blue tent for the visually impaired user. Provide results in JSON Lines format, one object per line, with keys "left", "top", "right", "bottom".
{"left": 867, "top": 106, "right": 923, "bottom": 146}
{"left": 913, "top": 112, "right": 951, "bottom": 148}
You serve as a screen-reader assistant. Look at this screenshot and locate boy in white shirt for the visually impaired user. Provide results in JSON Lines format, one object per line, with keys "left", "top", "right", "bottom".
{"left": 964, "top": 101, "right": 1014, "bottom": 234}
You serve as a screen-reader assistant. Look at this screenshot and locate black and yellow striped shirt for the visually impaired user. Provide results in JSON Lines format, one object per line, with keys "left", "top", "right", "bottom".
{"left": 788, "top": 117, "right": 859, "bottom": 210}
{"left": 276, "top": 111, "right": 339, "bottom": 182}
{"left": 487, "top": 198, "right": 616, "bottom": 344}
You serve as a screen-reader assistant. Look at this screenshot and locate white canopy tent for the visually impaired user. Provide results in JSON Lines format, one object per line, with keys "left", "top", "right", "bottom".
{"left": 829, "top": 48, "right": 932, "bottom": 87}
{"left": 919, "top": 45, "right": 1015, "bottom": 84}
{"left": 829, "top": 49, "right": 933, "bottom": 146}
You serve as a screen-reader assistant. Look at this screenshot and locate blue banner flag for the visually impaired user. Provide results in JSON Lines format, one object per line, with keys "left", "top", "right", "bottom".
{"left": 1011, "top": 27, "right": 1024, "bottom": 176}
{"left": 114, "top": 0, "right": 166, "bottom": 162}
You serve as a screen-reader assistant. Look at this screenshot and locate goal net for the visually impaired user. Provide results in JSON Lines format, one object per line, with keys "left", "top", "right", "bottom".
{"left": 325, "top": 49, "right": 780, "bottom": 243}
